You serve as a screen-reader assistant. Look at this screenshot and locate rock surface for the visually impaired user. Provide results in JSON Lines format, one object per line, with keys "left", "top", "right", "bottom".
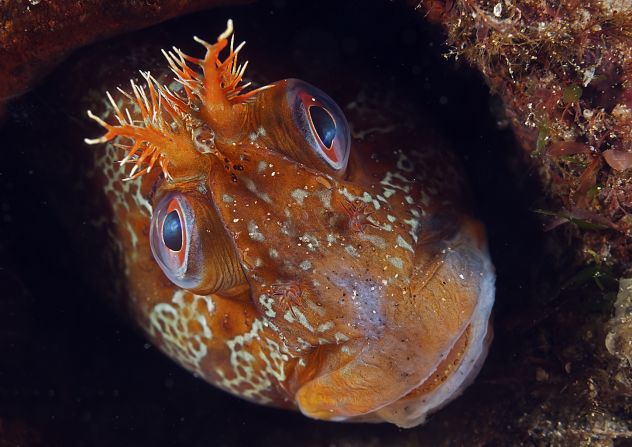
{"left": 416, "top": 0, "right": 632, "bottom": 271}
{"left": 0, "top": 0, "right": 248, "bottom": 102}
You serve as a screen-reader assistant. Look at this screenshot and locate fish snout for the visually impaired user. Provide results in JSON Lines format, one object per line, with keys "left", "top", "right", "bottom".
{"left": 295, "top": 217, "right": 495, "bottom": 425}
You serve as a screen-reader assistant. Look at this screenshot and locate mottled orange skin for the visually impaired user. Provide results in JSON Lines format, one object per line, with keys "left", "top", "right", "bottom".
{"left": 87, "top": 23, "right": 495, "bottom": 427}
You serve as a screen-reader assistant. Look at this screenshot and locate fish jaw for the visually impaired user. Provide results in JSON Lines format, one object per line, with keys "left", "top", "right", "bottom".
{"left": 294, "top": 217, "right": 495, "bottom": 424}
{"left": 371, "top": 249, "right": 494, "bottom": 427}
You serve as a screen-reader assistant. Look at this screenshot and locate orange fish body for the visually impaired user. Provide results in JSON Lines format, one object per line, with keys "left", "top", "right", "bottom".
{"left": 86, "top": 21, "right": 495, "bottom": 427}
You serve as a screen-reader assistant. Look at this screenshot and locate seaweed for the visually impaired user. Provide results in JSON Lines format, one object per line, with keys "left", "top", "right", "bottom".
{"left": 417, "top": 0, "right": 632, "bottom": 271}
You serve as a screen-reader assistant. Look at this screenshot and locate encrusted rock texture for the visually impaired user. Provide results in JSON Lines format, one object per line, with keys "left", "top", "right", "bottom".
{"left": 0, "top": 0, "right": 247, "bottom": 102}
{"left": 414, "top": 1, "right": 632, "bottom": 443}
{"left": 417, "top": 0, "right": 632, "bottom": 270}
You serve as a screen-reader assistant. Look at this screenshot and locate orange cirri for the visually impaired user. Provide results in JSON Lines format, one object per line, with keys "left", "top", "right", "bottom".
{"left": 85, "top": 19, "right": 495, "bottom": 428}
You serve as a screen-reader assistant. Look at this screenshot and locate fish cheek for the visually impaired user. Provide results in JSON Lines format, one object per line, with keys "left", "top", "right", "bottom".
{"left": 187, "top": 196, "right": 248, "bottom": 296}
{"left": 151, "top": 190, "right": 247, "bottom": 296}
{"left": 192, "top": 202, "right": 246, "bottom": 295}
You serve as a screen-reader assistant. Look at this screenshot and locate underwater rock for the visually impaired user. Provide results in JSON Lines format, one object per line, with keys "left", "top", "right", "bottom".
{"left": 415, "top": 0, "right": 632, "bottom": 271}
{"left": 0, "top": 0, "right": 248, "bottom": 102}
{"left": 606, "top": 278, "right": 632, "bottom": 368}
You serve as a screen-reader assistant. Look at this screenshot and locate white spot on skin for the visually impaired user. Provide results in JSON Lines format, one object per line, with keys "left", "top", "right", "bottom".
{"left": 296, "top": 337, "right": 312, "bottom": 351}
{"left": 367, "top": 216, "right": 393, "bottom": 232}
{"left": 380, "top": 171, "right": 412, "bottom": 194}
{"left": 280, "top": 219, "right": 293, "bottom": 236}
{"left": 334, "top": 332, "right": 349, "bottom": 343}
{"left": 269, "top": 248, "right": 279, "bottom": 258}
{"left": 315, "top": 189, "right": 332, "bottom": 210}
{"left": 358, "top": 233, "right": 387, "bottom": 249}
{"left": 299, "top": 233, "right": 320, "bottom": 252}
{"left": 388, "top": 256, "right": 404, "bottom": 270}
{"left": 249, "top": 126, "right": 267, "bottom": 142}
{"left": 241, "top": 177, "right": 272, "bottom": 204}
{"left": 339, "top": 188, "right": 380, "bottom": 210}
{"left": 383, "top": 188, "right": 396, "bottom": 198}
{"left": 126, "top": 222, "right": 138, "bottom": 249}
{"left": 345, "top": 245, "right": 360, "bottom": 257}
{"left": 317, "top": 321, "right": 334, "bottom": 333}
{"left": 247, "top": 220, "right": 265, "bottom": 242}
{"left": 299, "top": 260, "right": 312, "bottom": 271}
{"left": 222, "top": 194, "right": 234, "bottom": 203}
{"left": 403, "top": 217, "right": 420, "bottom": 243}
{"left": 396, "top": 234, "right": 414, "bottom": 253}
{"left": 291, "top": 189, "right": 309, "bottom": 205}
{"left": 259, "top": 294, "right": 276, "bottom": 318}
{"left": 306, "top": 298, "right": 325, "bottom": 317}
{"left": 257, "top": 160, "right": 268, "bottom": 173}
{"left": 292, "top": 308, "right": 315, "bottom": 332}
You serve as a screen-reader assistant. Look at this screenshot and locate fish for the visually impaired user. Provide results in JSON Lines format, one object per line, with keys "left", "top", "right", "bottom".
{"left": 84, "top": 20, "right": 495, "bottom": 428}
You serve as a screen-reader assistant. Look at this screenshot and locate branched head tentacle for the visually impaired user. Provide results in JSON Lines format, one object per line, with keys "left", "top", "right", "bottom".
{"left": 163, "top": 19, "right": 273, "bottom": 130}
{"left": 85, "top": 19, "right": 271, "bottom": 183}
{"left": 85, "top": 74, "right": 201, "bottom": 182}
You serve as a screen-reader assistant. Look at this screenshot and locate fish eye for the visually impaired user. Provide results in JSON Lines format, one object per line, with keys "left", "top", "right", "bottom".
{"left": 252, "top": 79, "right": 351, "bottom": 176}
{"left": 150, "top": 192, "right": 195, "bottom": 289}
{"left": 163, "top": 210, "right": 183, "bottom": 251}
{"left": 292, "top": 81, "right": 350, "bottom": 172}
{"left": 308, "top": 105, "right": 336, "bottom": 149}
{"left": 286, "top": 79, "right": 351, "bottom": 173}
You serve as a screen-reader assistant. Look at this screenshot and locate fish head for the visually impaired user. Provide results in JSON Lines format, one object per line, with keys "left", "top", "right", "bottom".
{"left": 86, "top": 20, "right": 495, "bottom": 427}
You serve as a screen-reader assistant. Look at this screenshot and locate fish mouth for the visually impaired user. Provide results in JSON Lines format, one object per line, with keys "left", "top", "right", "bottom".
{"left": 368, "top": 253, "right": 495, "bottom": 427}
{"left": 294, "top": 218, "right": 495, "bottom": 426}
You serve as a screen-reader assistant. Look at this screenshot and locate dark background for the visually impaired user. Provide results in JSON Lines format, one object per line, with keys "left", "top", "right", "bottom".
{"left": 0, "top": 0, "right": 553, "bottom": 445}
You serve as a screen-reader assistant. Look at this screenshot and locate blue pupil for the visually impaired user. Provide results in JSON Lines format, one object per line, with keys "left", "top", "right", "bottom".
{"left": 163, "top": 210, "right": 183, "bottom": 251}
{"left": 309, "top": 105, "right": 336, "bottom": 148}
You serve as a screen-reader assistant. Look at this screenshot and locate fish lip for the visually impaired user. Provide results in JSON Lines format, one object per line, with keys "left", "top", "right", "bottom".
{"left": 367, "top": 244, "right": 496, "bottom": 427}
{"left": 407, "top": 256, "right": 495, "bottom": 423}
